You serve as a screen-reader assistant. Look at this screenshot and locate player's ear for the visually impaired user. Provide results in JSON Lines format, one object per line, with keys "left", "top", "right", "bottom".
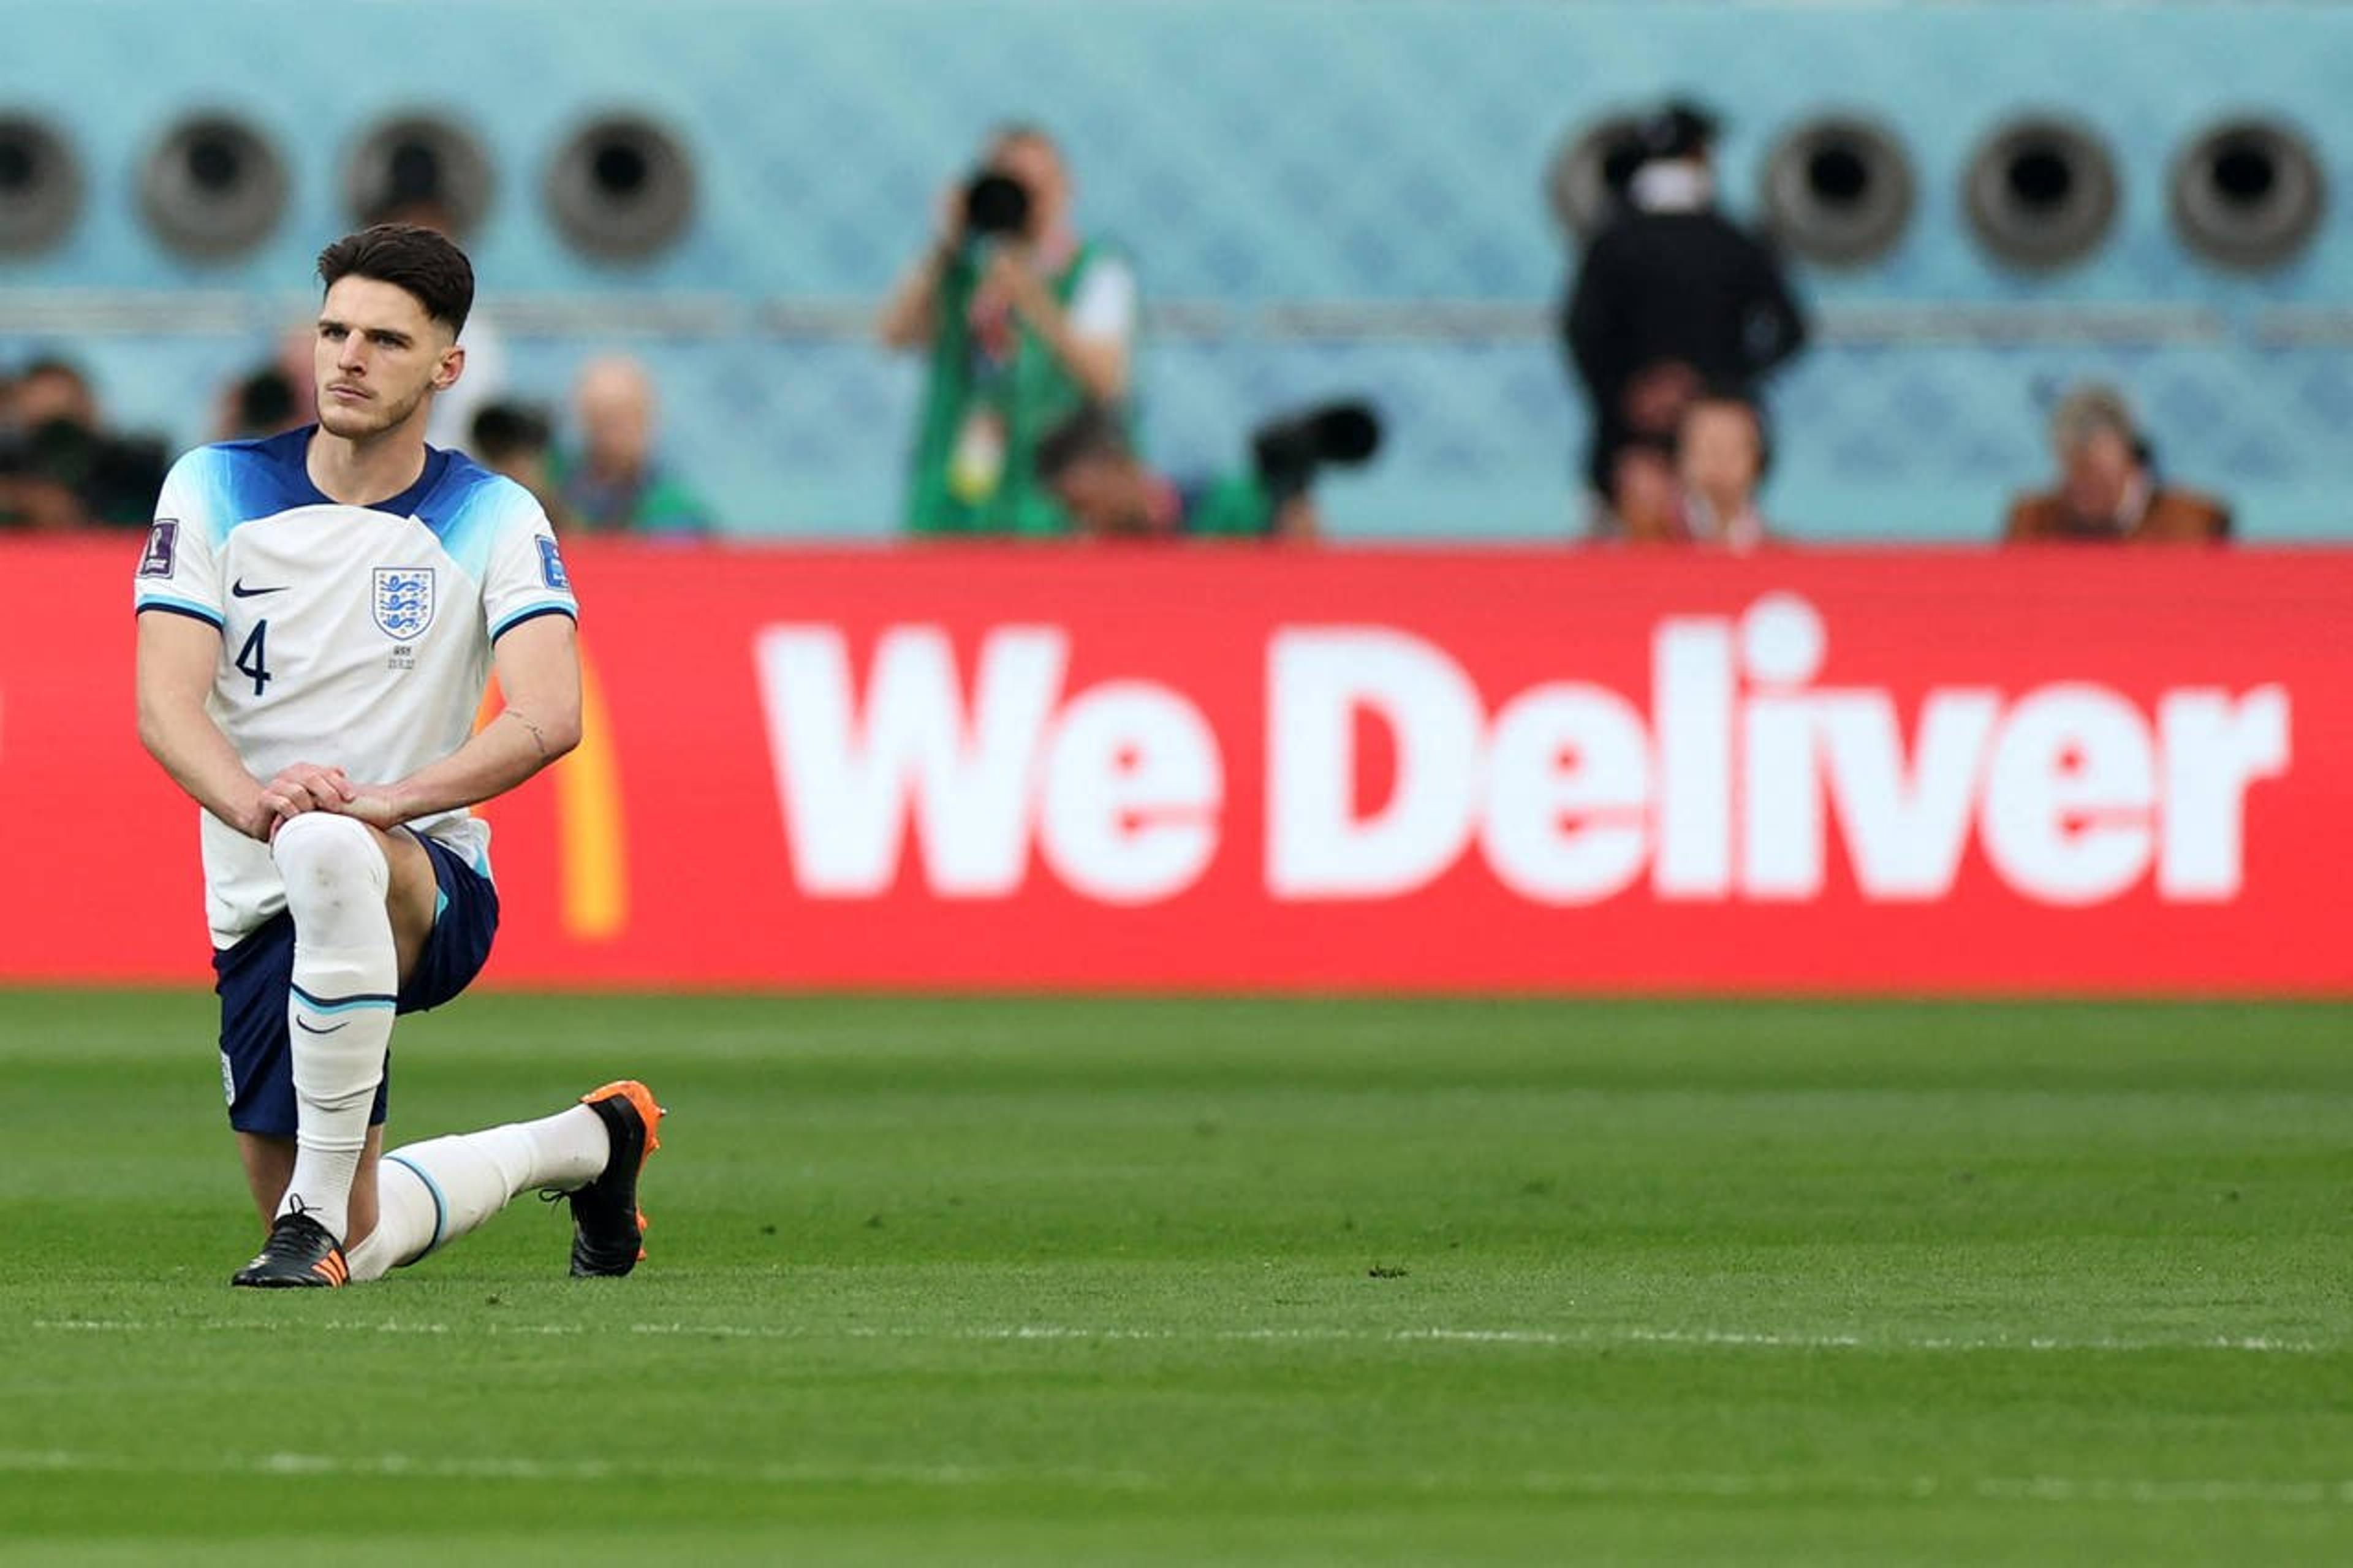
{"left": 432, "top": 342, "right": 466, "bottom": 393}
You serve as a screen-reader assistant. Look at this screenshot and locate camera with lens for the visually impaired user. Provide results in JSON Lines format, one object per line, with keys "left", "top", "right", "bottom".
{"left": 962, "top": 169, "right": 1033, "bottom": 240}
{"left": 1250, "top": 399, "right": 1384, "bottom": 506}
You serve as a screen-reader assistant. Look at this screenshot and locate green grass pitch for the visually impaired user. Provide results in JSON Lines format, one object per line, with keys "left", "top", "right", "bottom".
{"left": 2, "top": 990, "right": 2349, "bottom": 1564}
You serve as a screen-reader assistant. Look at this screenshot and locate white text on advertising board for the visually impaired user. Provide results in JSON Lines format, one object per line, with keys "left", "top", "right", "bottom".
{"left": 754, "top": 594, "right": 2289, "bottom": 907}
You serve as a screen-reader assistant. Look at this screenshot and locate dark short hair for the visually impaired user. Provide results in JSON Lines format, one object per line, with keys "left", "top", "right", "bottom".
{"left": 470, "top": 400, "right": 553, "bottom": 464}
{"left": 1641, "top": 99, "right": 1721, "bottom": 162}
{"left": 1035, "top": 404, "right": 1131, "bottom": 483}
{"left": 233, "top": 367, "right": 297, "bottom": 433}
{"left": 316, "top": 224, "right": 474, "bottom": 336}
{"left": 17, "top": 354, "right": 88, "bottom": 388}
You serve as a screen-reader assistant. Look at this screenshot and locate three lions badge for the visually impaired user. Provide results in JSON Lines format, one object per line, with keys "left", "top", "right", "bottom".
{"left": 372, "top": 567, "right": 436, "bottom": 640}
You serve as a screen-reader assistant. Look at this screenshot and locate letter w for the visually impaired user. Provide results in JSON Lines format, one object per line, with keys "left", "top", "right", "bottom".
{"left": 754, "top": 626, "right": 1067, "bottom": 897}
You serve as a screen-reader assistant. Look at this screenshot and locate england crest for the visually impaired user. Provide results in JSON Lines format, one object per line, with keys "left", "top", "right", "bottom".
{"left": 372, "top": 567, "right": 436, "bottom": 640}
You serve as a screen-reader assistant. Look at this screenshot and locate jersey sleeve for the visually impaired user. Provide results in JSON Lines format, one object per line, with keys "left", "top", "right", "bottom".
{"left": 132, "top": 452, "right": 225, "bottom": 629}
{"left": 482, "top": 492, "right": 580, "bottom": 642}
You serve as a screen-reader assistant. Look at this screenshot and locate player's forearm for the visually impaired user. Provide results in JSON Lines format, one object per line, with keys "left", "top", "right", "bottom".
{"left": 379, "top": 705, "right": 582, "bottom": 823}
{"left": 137, "top": 697, "right": 268, "bottom": 838}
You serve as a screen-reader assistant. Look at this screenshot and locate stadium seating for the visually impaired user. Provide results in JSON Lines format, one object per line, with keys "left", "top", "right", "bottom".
{"left": 1, "top": 0, "right": 2347, "bottom": 539}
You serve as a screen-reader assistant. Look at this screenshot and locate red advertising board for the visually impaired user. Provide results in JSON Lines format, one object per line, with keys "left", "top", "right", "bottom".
{"left": 2, "top": 538, "right": 2345, "bottom": 993}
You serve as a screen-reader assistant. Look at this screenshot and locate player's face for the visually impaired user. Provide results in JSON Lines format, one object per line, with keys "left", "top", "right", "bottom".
{"left": 314, "top": 276, "right": 461, "bottom": 443}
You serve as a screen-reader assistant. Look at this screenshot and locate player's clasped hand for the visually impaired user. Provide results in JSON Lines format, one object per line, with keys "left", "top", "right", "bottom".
{"left": 257, "top": 763, "right": 356, "bottom": 838}
{"left": 330, "top": 784, "right": 407, "bottom": 830}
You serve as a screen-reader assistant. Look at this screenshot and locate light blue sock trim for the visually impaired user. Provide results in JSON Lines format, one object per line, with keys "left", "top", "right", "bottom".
{"left": 290, "top": 983, "right": 396, "bottom": 1014}
{"left": 382, "top": 1153, "right": 447, "bottom": 1259}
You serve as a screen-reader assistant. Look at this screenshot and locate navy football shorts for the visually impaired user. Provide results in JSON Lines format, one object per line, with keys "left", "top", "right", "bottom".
{"left": 211, "top": 830, "right": 501, "bottom": 1137}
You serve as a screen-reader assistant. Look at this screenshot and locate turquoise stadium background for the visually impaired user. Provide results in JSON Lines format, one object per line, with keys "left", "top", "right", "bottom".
{"left": 2, "top": 0, "right": 2349, "bottom": 540}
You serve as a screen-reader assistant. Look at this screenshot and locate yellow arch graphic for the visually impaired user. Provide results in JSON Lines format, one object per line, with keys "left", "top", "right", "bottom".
{"left": 476, "top": 637, "right": 629, "bottom": 942}
{"left": 555, "top": 645, "right": 629, "bottom": 940}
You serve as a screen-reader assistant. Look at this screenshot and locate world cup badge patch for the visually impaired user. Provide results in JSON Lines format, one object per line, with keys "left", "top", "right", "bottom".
{"left": 137, "top": 519, "right": 179, "bottom": 578}
{"left": 373, "top": 567, "right": 437, "bottom": 640}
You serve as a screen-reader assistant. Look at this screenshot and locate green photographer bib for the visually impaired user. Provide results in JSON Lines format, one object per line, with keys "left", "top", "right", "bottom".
{"left": 907, "top": 240, "right": 1122, "bottom": 537}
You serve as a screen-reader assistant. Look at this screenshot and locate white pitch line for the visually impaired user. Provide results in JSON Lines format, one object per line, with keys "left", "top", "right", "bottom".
{"left": 0, "top": 1448, "right": 2347, "bottom": 1507}
{"left": 28, "top": 1318, "right": 2332, "bottom": 1354}
{"left": 0, "top": 1449, "right": 1154, "bottom": 1490}
{"left": 31, "top": 1318, "right": 583, "bottom": 1337}
{"left": 1976, "top": 1477, "right": 2353, "bottom": 1507}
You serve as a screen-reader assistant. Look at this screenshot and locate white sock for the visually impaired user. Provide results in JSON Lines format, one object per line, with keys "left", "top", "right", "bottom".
{"left": 272, "top": 813, "right": 396, "bottom": 1244}
{"left": 344, "top": 1105, "right": 612, "bottom": 1281}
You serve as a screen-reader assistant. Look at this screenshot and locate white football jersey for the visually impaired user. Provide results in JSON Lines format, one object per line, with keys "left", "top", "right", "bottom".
{"left": 134, "top": 426, "right": 578, "bottom": 947}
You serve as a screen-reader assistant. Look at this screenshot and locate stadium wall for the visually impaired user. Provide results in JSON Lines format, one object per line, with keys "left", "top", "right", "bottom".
{"left": 6, "top": 539, "right": 2346, "bottom": 994}
{"left": 2, "top": 1, "right": 2351, "bottom": 541}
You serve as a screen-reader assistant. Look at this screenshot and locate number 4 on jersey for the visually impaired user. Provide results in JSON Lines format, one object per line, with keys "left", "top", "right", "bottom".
{"left": 235, "top": 620, "right": 273, "bottom": 698}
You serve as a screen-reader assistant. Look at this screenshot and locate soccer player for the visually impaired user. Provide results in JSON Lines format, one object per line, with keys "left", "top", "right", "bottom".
{"left": 134, "top": 224, "right": 662, "bottom": 1289}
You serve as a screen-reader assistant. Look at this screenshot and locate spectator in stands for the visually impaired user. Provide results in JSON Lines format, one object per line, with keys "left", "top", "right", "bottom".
{"left": 471, "top": 400, "right": 577, "bottom": 533}
{"left": 879, "top": 123, "right": 1137, "bottom": 536}
{"left": 1670, "top": 390, "right": 1772, "bottom": 550}
{"left": 1590, "top": 438, "right": 1680, "bottom": 544}
{"left": 1561, "top": 100, "right": 1806, "bottom": 534}
{"left": 213, "top": 363, "right": 305, "bottom": 442}
{"left": 273, "top": 323, "right": 322, "bottom": 429}
{"left": 1034, "top": 404, "right": 1317, "bottom": 540}
{"left": 0, "top": 365, "right": 29, "bottom": 529}
{"left": 210, "top": 314, "right": 368, "bottom": 449}
{"left": 551, "top": 355, "right": 712, "bottom": 536}
{"left": 0, "top": 355, "right": 167, "bottom": 529}
{"left": 2003, "top": 382, "right": 2231, "bottom": 543}
{"left": 1590, "top": 394, "right": 1771, "bottom": 550}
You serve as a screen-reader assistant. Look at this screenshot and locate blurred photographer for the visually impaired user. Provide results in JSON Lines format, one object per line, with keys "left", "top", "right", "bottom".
{"left": 1036, "top": 400, "right": 1380, "bottom": 542}
{"left": 878, "top": 124, "right": 1137, "bottom": 536}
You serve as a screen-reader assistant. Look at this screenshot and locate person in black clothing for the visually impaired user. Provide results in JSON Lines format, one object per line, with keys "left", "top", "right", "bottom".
{"left": 1561, "top": 102, "right": 1808, "bottom": 529}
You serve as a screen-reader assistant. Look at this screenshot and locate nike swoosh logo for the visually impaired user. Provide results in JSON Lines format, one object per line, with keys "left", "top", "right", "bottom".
{"left": 231, "top": 580, "right": 289, "bottom": 598}
{"left": 295, "top": 1018, "right": 348, "bottom": 1035}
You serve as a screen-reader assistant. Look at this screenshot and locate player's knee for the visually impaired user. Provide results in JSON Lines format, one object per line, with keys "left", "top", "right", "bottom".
{"left": 271, "top": 813, "right": 388, "bottom": 914}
